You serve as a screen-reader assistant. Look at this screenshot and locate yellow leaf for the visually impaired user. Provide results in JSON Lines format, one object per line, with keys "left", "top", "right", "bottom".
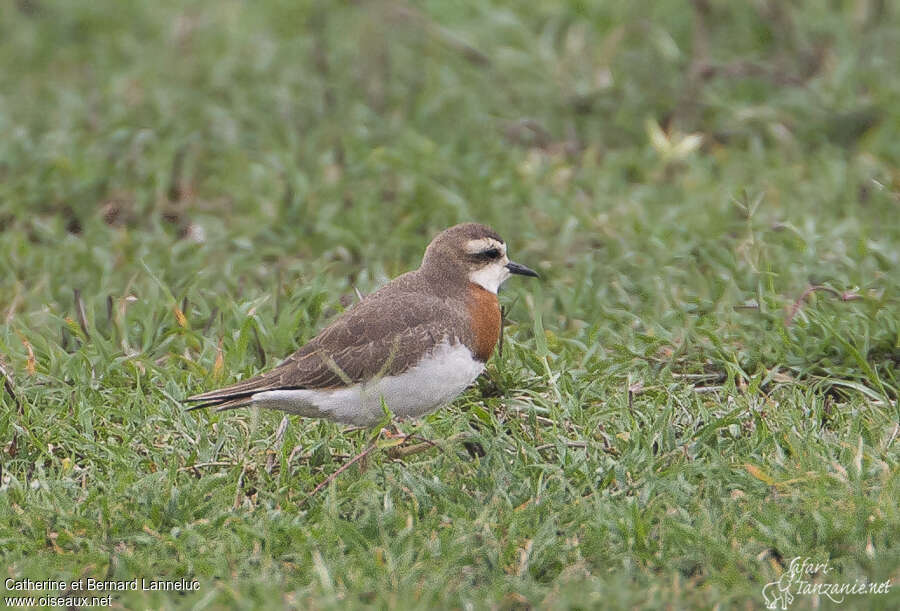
{"left": 173, "top": 305, "right": 188, "bottom": 328}
{"left": 19, "top": 335, "right": 36, "bottom": 375}
{"left": 376, "top": 436, "right": 407, "bottom": 450}
{"left": 645, "top": 118, "right": 670, "bottom": 155}
{"left": 672, "top": 133, "right": 703, "bottom": 158}
{"left": 213, "top": 338, "right": 224, "bottom": 380}
{"left": 64, "top": 316, "right": 82, "bottom": 335}
{"left": 745, "top": 463, "right": 775, "bottom": 485}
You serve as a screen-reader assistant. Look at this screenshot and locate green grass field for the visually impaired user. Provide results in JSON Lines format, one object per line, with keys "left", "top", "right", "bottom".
{"left": 1, "top": 1, "right": 898, "bottom": 608}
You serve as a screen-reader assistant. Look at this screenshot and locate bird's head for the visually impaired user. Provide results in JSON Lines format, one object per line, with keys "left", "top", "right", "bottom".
{"left": 422, "top": 223, "right": 539, "bottom": 293}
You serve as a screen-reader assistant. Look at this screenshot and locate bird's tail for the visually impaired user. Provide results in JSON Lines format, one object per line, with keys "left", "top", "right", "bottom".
{"left": 184, "top": 395, "right": 255, "bottom": 412}
{"left": 184, "top": 373, "right": 277, "bottom": 412}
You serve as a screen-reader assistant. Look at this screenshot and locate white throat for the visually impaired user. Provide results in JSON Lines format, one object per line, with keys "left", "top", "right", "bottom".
{"left": 468, "top": 259, "right": 510, "bottom": 294}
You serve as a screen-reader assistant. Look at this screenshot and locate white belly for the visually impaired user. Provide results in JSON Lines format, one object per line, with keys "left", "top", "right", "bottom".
{"left": 250, "top": 341, "right": 485, "bottom": 426}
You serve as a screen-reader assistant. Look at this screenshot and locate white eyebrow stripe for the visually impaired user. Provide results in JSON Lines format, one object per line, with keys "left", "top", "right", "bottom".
{"left": 464, "top": 238, "right": 505, "bottom": 254}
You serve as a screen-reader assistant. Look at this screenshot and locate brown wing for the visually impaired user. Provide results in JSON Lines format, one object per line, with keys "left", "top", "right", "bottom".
{"left": 184, "top": 291, "right": 472, "bottom": 409}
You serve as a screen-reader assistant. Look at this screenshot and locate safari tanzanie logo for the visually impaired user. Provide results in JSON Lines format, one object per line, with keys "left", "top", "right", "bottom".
{"left": 762, "top": 557, "right": 891, "bottom": 609}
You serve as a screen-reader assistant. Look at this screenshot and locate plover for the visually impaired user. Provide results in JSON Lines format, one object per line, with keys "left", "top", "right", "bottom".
{"left": 185, "top": 223, "right": 538, "bottom": 426}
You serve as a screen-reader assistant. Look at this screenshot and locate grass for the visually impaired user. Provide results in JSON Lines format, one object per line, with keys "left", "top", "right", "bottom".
{"left": 1, "top": 0, "right": 898, "bottom": 608}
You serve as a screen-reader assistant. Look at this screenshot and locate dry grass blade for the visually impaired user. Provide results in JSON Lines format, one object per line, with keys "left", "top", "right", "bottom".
{"left": 202, "top": 306, "right": 219, "bottom": 334}
{"left": 267, "top": 416, "right": 290, "bottom": 474}
{"left": 0, "top": 361, "right": 22, "bottom": 414}
{"left": 73, "top": 288, "right": 90, "bottom": 340}
{"left": 386, "top": 0, "right": 491, "bottom": 66}
{"left": 534, "top": 441, "right": 588, "bottom": 452}
{"left": 251, "top": 324, "right": 266, "bottom": 366}
{"left": 785, "top": 285, "right": 862, "bottom": 325}
{"left": 302, "top": 441, "right": 379, "bottom": 506}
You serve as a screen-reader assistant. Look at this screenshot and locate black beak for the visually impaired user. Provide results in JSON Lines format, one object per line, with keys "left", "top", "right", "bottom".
{"left": 506, "top": 261, "right": 540, "bottom": 279}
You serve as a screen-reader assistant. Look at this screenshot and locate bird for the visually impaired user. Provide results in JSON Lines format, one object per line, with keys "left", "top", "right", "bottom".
{"left": 184, "top": 223, "right": 539, "bottom": 426}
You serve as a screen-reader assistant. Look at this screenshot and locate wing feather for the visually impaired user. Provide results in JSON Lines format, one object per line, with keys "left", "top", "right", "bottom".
{"left": 184, "top": 291, "right": 472, "bottom": 409}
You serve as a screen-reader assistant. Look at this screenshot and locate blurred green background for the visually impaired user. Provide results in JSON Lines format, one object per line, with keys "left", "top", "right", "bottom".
{"left": 1, "top": 1, "right": 898, "bottom": 608}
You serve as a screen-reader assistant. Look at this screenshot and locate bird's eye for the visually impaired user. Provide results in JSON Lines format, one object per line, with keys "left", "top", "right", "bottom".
{"left": 478, "top": 248, "right": 501, "bottom": 260}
